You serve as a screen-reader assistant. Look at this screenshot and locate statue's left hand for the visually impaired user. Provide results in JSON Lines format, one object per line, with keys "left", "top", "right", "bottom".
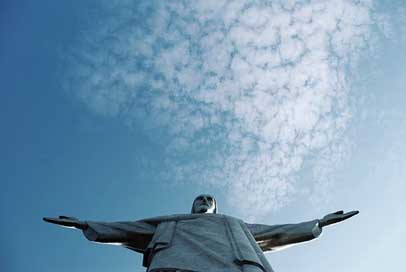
{"left": 319, "top": 210, "right": 359, "bottom": 228}
{"left": 43, "top": 216, "right": 88, "bottom": 230}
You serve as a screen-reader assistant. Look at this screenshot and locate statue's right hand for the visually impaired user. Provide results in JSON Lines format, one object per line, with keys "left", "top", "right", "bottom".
{"left": 43, "top": 216, "right": 88, "bottom": 230}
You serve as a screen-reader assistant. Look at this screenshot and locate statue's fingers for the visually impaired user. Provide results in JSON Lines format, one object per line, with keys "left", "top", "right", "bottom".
{"left": 342, "top": 210, "right": 359, "bottom": 220}
{"left": 43, "top": 217, "right": 77, "bottom": 227}
{"left": 333, "top": 210, "right": 344, "bottom": 215}
{"left": 43, "top": 217, "right": 65, "bottom": 225}
{"left": 59, "top": 216, "right": 79, "bottom": 221}
{"left": 44, "top": 216, "right": 87, "bottom": 230}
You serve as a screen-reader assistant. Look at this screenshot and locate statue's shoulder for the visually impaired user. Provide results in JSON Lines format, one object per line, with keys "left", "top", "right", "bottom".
{"left": 141, "top": 213, "right": 243, "bottom": 224}
{"left": 222, "top": 214, "right": 243, "bottom": 221}
{"left": 141, "top": 213, "right": 199, "bottom": 224}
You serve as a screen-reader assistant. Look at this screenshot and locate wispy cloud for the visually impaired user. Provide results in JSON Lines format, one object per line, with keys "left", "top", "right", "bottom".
{"left": 63, "top": 0, "right": 384, "bottom": 216}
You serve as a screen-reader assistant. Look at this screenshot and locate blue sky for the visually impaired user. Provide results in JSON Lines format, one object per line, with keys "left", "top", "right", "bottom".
{"left": 1, "top": 1, "right": 405, "bottom": 271}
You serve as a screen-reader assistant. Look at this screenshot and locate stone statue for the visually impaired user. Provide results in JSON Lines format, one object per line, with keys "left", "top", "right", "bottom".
{"left": 44, "top": 194, "right": 358, "bottom": 272}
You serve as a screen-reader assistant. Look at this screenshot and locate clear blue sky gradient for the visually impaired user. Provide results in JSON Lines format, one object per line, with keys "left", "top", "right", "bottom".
{"left": 1, "top": 1, "right": 405, "bottom": 272}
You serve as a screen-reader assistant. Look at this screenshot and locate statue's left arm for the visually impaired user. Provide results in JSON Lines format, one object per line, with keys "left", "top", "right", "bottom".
{"left": 246, "top": 210, "right": 359, "bottom": 252}
{"left": 43, "top": 216, "right": 156, "bottom": 253}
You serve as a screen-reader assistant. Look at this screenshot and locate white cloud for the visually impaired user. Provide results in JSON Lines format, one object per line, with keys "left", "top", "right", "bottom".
{"left": 63, "top": 0, "right": 385, "bottom": 217}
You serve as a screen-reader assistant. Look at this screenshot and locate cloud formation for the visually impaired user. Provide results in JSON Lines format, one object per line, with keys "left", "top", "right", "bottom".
{"left": 64, "top": 0, "right": 382, "bottom": 216}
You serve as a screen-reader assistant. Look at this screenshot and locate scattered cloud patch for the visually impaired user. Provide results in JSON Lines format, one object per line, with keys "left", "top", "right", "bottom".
{"left": 63, "top": 0, "right": 384, "bottom": 216}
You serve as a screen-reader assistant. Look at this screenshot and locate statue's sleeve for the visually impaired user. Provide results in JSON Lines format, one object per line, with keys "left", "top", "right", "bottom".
{"left": 82, "top": 220, "right": 156, "bottom": 253}
{"left": 246, "top": 219, "right": 322, "bottom": 252}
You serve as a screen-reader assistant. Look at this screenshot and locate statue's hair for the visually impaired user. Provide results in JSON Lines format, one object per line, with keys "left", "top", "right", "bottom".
{"left": 191, "top": 194, "right": 217, "bottom": 214}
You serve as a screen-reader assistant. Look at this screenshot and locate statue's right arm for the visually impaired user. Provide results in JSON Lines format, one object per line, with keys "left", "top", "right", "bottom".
{"left": 43, "top": 216, "right": 156, "bottom": 253}
{"left": 246, "top": 210, "right": 358, "bottom": 252}
{"left": 246, "top": 219, "right": 322, "bottom": 252}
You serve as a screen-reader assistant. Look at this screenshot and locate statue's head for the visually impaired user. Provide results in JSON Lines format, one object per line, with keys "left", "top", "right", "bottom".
{"left": 191, "top": 194, "right": 217, "bottom": 214}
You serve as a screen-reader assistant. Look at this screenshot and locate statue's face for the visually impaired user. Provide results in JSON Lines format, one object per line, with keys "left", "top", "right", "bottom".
{"left": 192, "top": 194, "right": 216, "bottom": 214}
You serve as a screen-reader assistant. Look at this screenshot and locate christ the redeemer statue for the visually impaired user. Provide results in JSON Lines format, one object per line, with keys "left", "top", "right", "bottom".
{"left": 44, "top": 194, "right": 358, "bottom": 272}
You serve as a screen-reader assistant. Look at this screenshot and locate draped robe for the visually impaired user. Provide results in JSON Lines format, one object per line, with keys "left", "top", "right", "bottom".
{"left": 82, "top": 213, "right": 321, "bottom": 272}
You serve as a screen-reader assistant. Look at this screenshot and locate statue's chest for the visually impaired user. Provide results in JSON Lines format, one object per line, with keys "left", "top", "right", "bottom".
{"left": 146, "top": 215, "right": 269, "bottom": 272}
{"left": 173, "top": 216, "right": 234, "bottom": 259}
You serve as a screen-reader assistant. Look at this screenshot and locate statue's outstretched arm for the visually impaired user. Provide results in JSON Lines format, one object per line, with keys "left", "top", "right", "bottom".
{"left": 43, "top": 216, "right": 156, "bottom": 253}
{"left": 246, "top": 210, "right": 359, "bottom": 252}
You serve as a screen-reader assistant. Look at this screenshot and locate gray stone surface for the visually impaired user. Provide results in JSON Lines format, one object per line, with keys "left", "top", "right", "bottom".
{"left": 44, "top": 195, "right": 358, "bottom": 272}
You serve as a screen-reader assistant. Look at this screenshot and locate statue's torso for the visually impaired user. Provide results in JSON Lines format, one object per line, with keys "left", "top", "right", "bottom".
{"left": 145, "top": 214, "right": 272, "bottom": 272}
